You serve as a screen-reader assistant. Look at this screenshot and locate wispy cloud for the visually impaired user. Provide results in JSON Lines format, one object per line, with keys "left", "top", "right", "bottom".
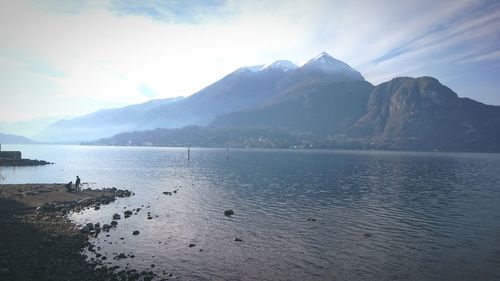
{"left": 0, "top": 0, "right": 499, "bottom": 121}
{"left": 0, "top": 47, "right": 66, "bottom": 78}
{"left": 459, "top": 49, "right": 500, "bottom": 64}
{"left": 109, "top": 0, "right": 232, "bottom": 23}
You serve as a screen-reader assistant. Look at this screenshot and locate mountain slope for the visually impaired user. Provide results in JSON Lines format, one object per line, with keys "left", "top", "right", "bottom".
{"left": 35, "top": 52, "right": 364, "bottom": 143}
{"left": 133, "top": 53, "right": 363, "bottom": 130}
{"left": 348, "top": 77, "right": 500, "bottom": 151}
{"left": 34, "top": 97, "right": 184, "bottom": 143}
{"left": 0, "top": 116, "right": 66, "bottom": 138}
{"left": 135, "top": 65, "right": 294, "bottom": 129}
{"left": 211, "top": 81, "right": 374, "bottom": 135}
{"left": 213, "top": 76, "right": 500, "bottom": 151}
{"left": 0, "top": 132, "right": 36, "bottom": 144}
{"left": 88, "top": 76, "right": 500, "bottom": 152}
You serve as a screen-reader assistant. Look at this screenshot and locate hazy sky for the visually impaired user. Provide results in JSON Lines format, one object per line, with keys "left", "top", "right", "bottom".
{"left": 1, "top": 0, "right": 499, "bottom": 122}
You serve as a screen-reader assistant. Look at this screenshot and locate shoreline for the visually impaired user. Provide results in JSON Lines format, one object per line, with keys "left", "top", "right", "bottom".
{"left": 0, "top": 183, "right": 145, "bottom": 281}
{"left": 0, "top": 158, "right": 53, "bottom": 167}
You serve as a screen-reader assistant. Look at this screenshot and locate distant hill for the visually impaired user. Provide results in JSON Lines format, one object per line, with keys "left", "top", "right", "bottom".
{"left": 34, "top": 97, "right": 184, "bottom": 143}
{"left": 0, "top": 116, "right": 66, "bottom": 138}
{"left": 34, "top": 52, "right": 365, "bottom": 143}
{"left": 0, "top": 132, "right": 36, "bottom": 144}
{"left": 86, "top": 126, "right": 318, "bottom": 149}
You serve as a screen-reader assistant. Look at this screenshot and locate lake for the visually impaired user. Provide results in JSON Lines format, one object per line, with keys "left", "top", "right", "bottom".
{"left": 1, "top": 144, "right": 500, "bottom": 280}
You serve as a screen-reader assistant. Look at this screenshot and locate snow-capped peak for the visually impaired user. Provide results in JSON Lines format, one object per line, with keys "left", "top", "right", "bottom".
{"left": 312, "top": 51, "right": 333, "bottom": 61}
{"left": 260, "top": 60, "right": 298, "bottom": 72}
{"left": 302, "top": 52, "right": 358, "bottom": 74}
{"left": 236, "top": 65, "right": 265, "bottom": 73}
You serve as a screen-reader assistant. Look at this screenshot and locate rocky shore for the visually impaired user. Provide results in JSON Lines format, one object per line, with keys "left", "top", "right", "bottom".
{"left": 0, "top": 158, "right": 53, "bottom": 166}
{"left": 0, "top": 183, "right": 142, "bottom": 281}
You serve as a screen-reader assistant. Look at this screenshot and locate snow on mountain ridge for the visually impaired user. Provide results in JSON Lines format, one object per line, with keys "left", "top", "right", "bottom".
{"left": 260, "top": 60, "right": 298, "bottom": 72}
{"left": 236, "top": 65, "right": 265, "bottom": 73}
{"left": 234, "top": 52, "right": 360, "bottom": 76}
{"left": 303, "top": 52, "right": 358, "bottom": 73}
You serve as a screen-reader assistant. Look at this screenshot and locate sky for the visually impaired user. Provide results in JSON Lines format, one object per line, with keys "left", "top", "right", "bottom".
{"left": 0, "top": 0, "right": 499, "bottom": 122}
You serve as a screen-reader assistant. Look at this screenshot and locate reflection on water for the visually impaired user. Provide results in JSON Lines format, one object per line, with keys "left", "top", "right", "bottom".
{"left": 2, "top": 145, "right": 500, "bottom": 280}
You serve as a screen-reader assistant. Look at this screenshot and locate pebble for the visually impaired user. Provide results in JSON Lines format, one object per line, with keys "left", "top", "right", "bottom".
{"left": 124, "top": 210, "right": 133, "bottom": 217}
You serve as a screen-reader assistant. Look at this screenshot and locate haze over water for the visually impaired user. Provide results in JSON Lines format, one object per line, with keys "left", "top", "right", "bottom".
{"left": 1, "top": 144, "right": 500, "bottom": 280}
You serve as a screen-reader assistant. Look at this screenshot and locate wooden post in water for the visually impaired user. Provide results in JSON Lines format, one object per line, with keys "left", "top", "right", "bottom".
{"left": 226, "top": 143, "right": 229, "bottom": 160}
{"left": 188, "top": 146, "right": 190, "bottom": 161}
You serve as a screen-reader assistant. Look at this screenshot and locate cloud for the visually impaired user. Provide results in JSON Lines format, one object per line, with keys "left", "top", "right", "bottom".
{"left": 1, "top": 0, "right": 499, "bottom": 122}
{"left": 459, "top": 49, "right": 500, "bottom": 64}
{"left": 139, "top": 83, "right": 157, "bottom": 98}
{"left": 0, "top": 47, "right": 66, "bottom": 77}
{"left": 28, "top": 0, "right": 98, "bottom": 14}
{"left": 109, "top": 0, "right": 233, "bottom": 24}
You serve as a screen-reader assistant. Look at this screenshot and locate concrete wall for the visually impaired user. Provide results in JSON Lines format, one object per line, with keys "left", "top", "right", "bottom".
{"left": 0, "top": 151, "right": 22, "bottom": 159}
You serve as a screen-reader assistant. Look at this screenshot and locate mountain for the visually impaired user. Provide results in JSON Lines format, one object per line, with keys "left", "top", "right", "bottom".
{"left": 33, "top": 51, "right": 500, "bottom": 151}
{"left": 0, "top": 116, "right": 66, "bottom": 138}
{"left": 35, "top": 52, "right": 363, "bottom": 143}
{"left": 34, "top": 97, "right": 184, "bottom": 143}
{"left": 133, "top": 62, "right": 297, "bottom": 130}
{"left": 301, "top": 52, "right": 364, "bottom": 80}
{"left": 212, "top": 76, "right": 500, "bottom": 152}
{"left": 211, "top": 80, "right": 374, "bottom": 135}
{"left": 348, "top": 77, "right": 500, "bottom": 151}
{"left": 129, "top": 55, "right": 358, "bottom": 130}
{"left": 0, "top": 132, "right": 36, "bottom": 144}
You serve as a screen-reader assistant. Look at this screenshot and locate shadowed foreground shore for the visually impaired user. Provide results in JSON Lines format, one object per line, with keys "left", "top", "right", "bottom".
{"left": 0, "top": 183, "right": 139, "bottom": 281}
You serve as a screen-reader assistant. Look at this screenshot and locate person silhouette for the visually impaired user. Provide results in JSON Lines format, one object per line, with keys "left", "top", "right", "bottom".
{"left": 75, "top": 176, "right": 81, "bottom": 192}
{"left": 65, "top": 181, "right": 73, "bottom": 192}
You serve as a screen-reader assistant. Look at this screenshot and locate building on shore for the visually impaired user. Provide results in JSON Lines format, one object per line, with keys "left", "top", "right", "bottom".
{"left": 0, "top": 144, "right": 22, "bottom": 160}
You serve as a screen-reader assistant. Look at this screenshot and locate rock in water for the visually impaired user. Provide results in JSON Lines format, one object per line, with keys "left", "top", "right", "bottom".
{"left": 234, "top": 238, "right": 243, "bottom": 242}
{"left": 132, "top": 230, "right": 140, "bottom": 235}
{"left": 224, "top": 209, "right": 234, "bottom": 216}
{"left": 188, "top": 243, "right": 196, "bottom": 248}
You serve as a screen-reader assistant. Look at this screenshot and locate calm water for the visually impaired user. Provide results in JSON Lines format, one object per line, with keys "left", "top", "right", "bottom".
{"left": 1, "top": 144, "right": 500, "bottom": 281}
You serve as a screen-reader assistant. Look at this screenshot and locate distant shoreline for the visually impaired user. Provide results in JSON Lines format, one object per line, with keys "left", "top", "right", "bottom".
{"left": 2, "top": 142, "right": 499, "bottom": 155}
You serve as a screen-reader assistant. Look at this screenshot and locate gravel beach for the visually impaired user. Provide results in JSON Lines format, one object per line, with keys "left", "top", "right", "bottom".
{"left": 0, "top": 183, "right": 139, "bottom": 281}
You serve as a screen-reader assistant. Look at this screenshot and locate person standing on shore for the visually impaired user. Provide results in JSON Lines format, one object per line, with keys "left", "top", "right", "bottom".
{"left": 75, "top": 176, "right": 81, "bottom": 192}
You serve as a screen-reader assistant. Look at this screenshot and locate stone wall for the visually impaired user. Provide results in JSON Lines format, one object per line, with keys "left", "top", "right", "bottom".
{"left": 0, "top": 151, "right": 22, "bottom": 159}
